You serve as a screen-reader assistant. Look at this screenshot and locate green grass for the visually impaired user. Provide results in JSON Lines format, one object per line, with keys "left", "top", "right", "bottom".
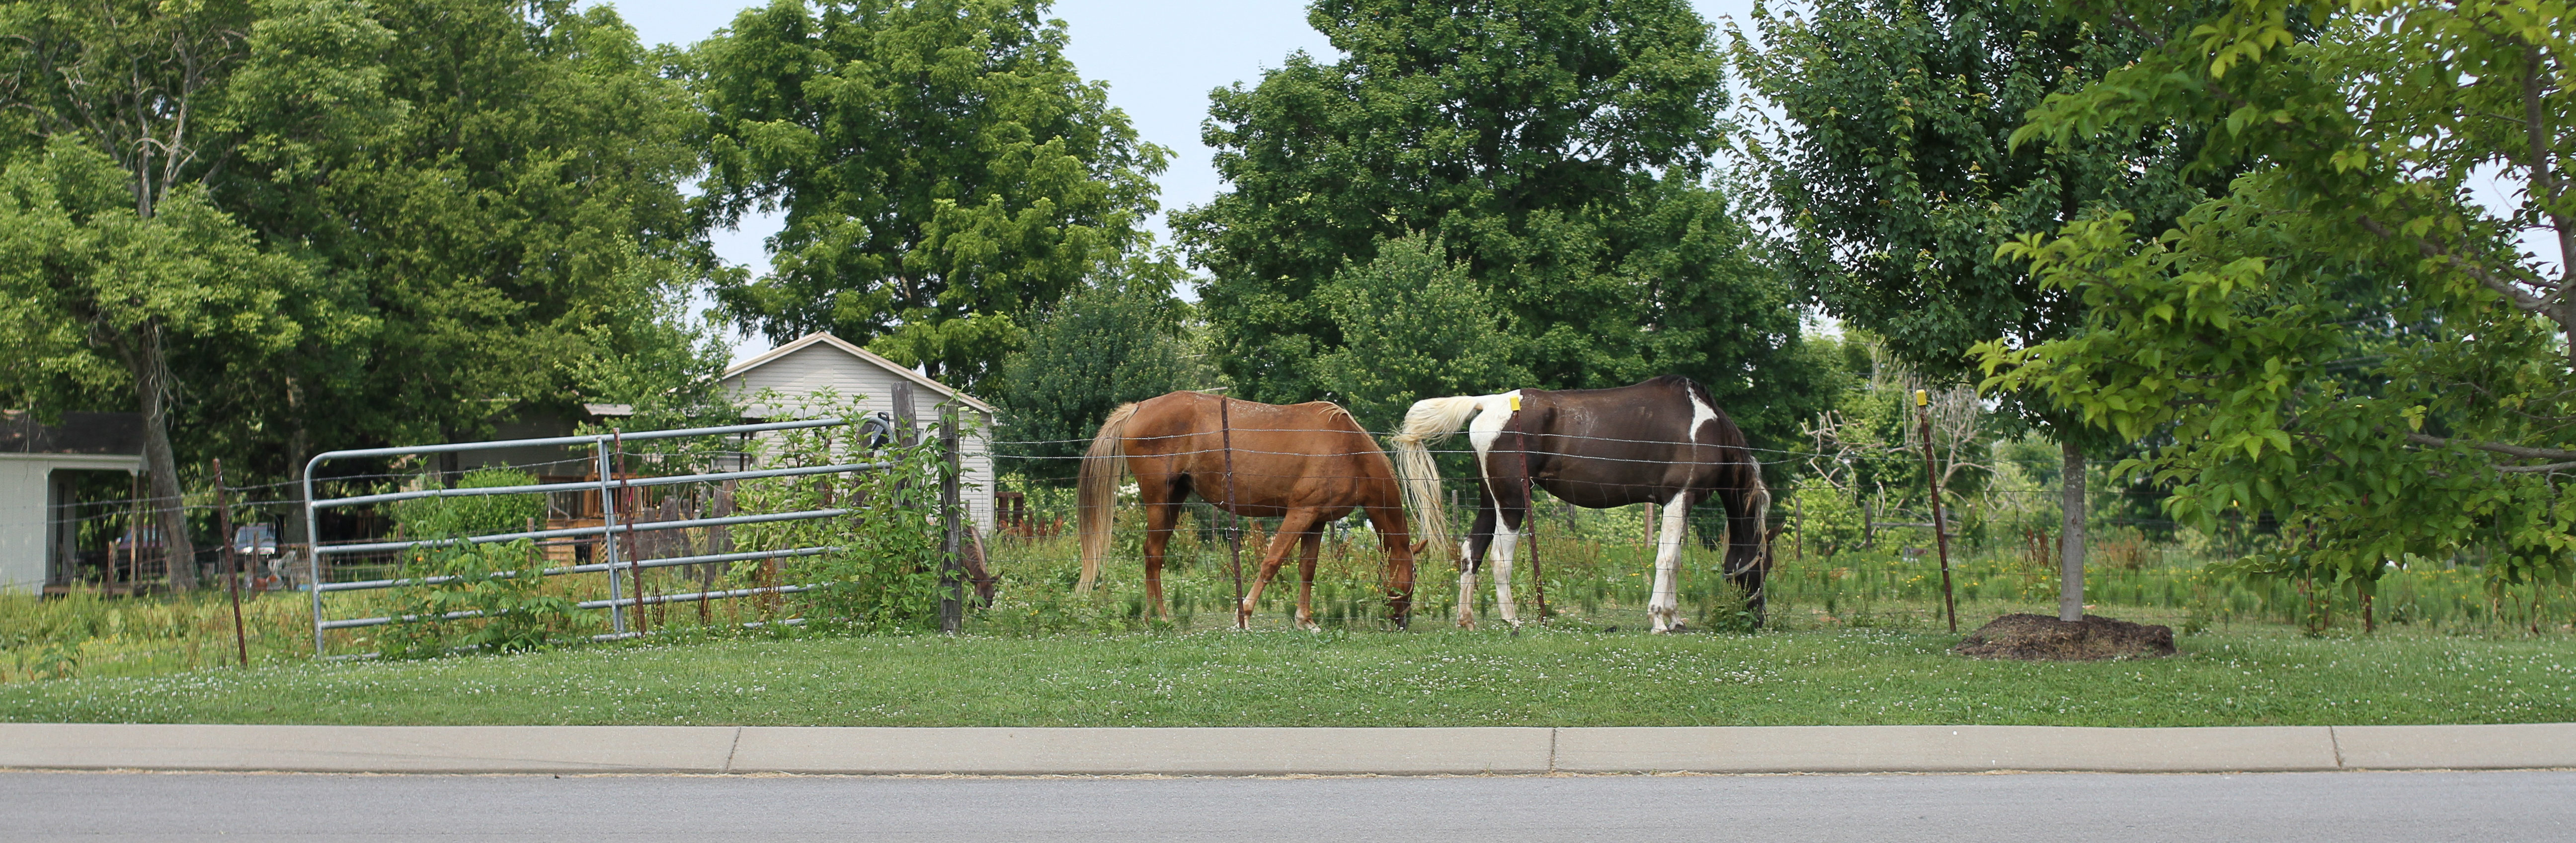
{"left": 9, "top": 505, "right": 2572, "bottom": 727}
{"left": 3, "top": 625, "right": 2570, "bottom": 727}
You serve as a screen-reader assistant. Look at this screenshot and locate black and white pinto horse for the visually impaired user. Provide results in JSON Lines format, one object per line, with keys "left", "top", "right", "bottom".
{"left": 1391, "top": 376, "right": 1772, "bottom": 632}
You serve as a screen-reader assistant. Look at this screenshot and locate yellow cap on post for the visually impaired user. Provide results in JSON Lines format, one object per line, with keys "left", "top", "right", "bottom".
{"left": 1914, "top": 389, "right": 1928, "bottom": 407}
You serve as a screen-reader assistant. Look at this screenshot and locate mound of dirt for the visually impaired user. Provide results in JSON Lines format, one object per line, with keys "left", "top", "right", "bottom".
{"left": 1953, "top": 613, "right": 2175, "bottom": 662}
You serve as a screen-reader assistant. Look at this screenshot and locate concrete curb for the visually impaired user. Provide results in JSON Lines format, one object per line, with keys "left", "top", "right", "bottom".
{"left": 2, "top": 723, "right": 2570, "bottom": 775}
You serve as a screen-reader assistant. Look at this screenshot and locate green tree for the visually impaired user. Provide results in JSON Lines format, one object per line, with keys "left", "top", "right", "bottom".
{"left": 0, "top": 144, "right": 310, "bottom": 588}
{"left": 992, "top": 257, "right": 1190, "bottom": 478}
{"left": 0, "top": 0, "right": 345, "bottom": 585}
{"left": 227, "top": 0, "right": 708, "bottom": 480}
{"left": 2, "top": 0, "right": 713, "bottom": 580}
{"left": 1176, "top": 0, "right": 1826, "bottom": 444}
{"left": 691, "top": 0, "right": 1170, "bottom": 391}
{"left": 1979, "top": 0, "right": 2576, "bottom": 624}
{"left": 1311, "top": 233, "right": 1530, "bottom": 432}
{"left": 1734, "top": 0, "right": 2209, "bottom": 619}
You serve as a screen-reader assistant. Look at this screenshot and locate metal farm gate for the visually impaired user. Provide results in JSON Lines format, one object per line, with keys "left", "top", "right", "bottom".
{"left": 300, "top": 412, "right": 970, "bottom": 656}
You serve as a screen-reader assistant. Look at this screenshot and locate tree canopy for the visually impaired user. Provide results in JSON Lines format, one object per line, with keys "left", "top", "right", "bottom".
{"left": 1176, "top": 0, "right": 1827, "bottom": 442}
{"left": 691, "top": 0, "right": 1171, "bottom": 392}
{"left": 991, "top": 257, "right": 1194, "bottom": 478}
{"left": 1979, "top": 0, "right": 2576, "bottom": 595}
{"left": 1, "top": 0, "right": 712, "bottom": 513}
{"left": 1732, "top": 0, "right": 2204, "bottom": 407}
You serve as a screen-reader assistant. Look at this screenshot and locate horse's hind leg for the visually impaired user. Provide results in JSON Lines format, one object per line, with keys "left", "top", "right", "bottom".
{"left": 1294, "top": 528, "right": 1322, "bottom": 631}
{"left": 1458, "top": 504, "right": 1497, "bottom": 629}
{"left": 1142, "top": 497, "right": 1184, "bottom": 620}
{"left": 1648, "top": 490, "right": 1692, "bottom": 633}
{"left": 1239, "top": 508, "right": 1322, "bottom": 629}
{"left": 1480, "top": 432, "right": 1534, "bottom": 628}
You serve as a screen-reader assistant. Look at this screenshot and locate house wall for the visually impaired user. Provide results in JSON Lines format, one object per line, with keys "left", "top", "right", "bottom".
{"left": 0, "top": 454, "right": 139, "bottom": 593}
{"left": 721, "top": 343, "right": 996, "bottom": 534}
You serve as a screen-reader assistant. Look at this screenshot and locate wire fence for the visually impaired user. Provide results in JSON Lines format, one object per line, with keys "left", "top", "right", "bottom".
{"left": 14, "top": 423, "right": 2224, "bottom": 597}
{"left": 23, "top": 420, "right": 2564, "bottom": 649}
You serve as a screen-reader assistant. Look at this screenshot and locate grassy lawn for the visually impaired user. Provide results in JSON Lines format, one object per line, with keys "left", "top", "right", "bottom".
{"left": 2, "top": 625, "right": 2570, "bottom": 727}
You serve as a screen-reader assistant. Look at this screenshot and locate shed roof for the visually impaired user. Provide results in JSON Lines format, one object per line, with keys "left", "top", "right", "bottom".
{"left": 721, "top": 332, "right": 998, "bottom": 415}
{"left": 0, "top": 411, "right": 144, "bottom": 456}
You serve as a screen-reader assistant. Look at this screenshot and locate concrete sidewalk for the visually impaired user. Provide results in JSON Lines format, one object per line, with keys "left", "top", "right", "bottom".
{"left": 3, "top": 723, "right": 2572, "bottom": 775}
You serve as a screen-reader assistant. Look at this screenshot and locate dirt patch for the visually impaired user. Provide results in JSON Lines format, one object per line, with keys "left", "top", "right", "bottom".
{"left": 1953, "top": 613, "right": 2176, "bottom": 662}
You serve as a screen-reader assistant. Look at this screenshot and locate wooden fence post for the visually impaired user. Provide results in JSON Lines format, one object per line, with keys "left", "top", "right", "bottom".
{"left": 890, "top": 382, "right": 916, "bottom": 446}
{"left": 215, "top": 460, "right": 247, "bottom": 667}
{"left": 939, "top": 404, "right": 963, "bottom": 633}
{"left": 1916, "top": 389, "right": 1957, "bottom": 634}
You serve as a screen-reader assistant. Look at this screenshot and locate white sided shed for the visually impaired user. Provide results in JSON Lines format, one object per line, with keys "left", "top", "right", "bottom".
{"left": 0, "top": 412, "right": 143, "bottom": 593}
{"left": 719, "top": 333, "right": 996, "bottom": 533}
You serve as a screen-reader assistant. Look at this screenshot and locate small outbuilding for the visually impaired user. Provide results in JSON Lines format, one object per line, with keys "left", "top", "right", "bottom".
{"left": 0, "top": 412, "right": 144, "bottom": 593}
{"left": 719, "top": 333, "right": 997, "bottom": 534}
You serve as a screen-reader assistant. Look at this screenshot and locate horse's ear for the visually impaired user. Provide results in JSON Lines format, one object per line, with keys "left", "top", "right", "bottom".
{"left": 1410, "top": 539, "right": 1430, "bottom": 556}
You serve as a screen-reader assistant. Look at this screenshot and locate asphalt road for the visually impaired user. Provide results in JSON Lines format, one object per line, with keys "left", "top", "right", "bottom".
{"left": 3, "top": 769, "right": 2569, "bottom": 842}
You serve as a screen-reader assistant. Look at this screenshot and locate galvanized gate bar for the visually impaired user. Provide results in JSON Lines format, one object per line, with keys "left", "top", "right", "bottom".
{"left": 576, "top": 583, "right": 820, "bottom": 611}
{"left": 316, "top": 547, "right": 840, "bottom": 593}
{"left": 316, "top": 461, "right": 889, "bottom": 509}
{"left": 315, "top": 509, "right": 856, "bottom": 556}
{"left": 597, "top": 440, "right": 626, "bottom": 634}
{"left": 301, "top": 417, "right": 854, "bottom": 463}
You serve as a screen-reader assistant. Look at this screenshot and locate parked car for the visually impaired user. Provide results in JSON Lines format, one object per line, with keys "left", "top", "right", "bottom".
{"left": 233, "top": 524, "right": 278, "bottom": 557}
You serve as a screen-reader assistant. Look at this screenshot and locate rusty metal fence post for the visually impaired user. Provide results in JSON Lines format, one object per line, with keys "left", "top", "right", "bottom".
{"left": 1219, "top": 395, "right": 1245, "bottom": 626}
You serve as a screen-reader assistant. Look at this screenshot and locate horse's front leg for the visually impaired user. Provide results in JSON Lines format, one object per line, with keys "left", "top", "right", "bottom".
{"left": 1294, "top": 528, "right": 1322, "bottom": 631}
{"left": 1648, "top": 491, "right": 1691, "bottom": 633}
{"left": 1239, "top": 509, "right": 1320, "bottom": 629}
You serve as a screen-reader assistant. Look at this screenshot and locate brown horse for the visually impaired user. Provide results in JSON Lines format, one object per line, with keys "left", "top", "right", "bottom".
{"left": 1077, "top": 391, "right": 1422, "bottom": 628}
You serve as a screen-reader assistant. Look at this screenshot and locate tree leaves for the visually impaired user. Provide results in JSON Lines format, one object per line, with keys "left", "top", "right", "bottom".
{"left": 1179, "top": 0, "right": 1821, "bottom": 443}
{"left": 691, "top": 0, "right": 1168, "bottom": 391}
{"left": 1981, "top": 0, "right": 2576, "bottom": 588}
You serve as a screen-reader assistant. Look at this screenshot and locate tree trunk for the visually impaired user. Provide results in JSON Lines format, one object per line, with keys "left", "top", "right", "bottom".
{"left": 2058, "top": 439, "right": 2085, "bottom": 622}
{"left": 282, "top": 378, "right": 310, "bottom": 573}
{"left": 132, "top": 324, "right": 198, "bottom": 590}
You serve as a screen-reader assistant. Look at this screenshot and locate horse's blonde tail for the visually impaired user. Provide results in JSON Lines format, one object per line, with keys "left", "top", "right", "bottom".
{"left": 1075, "top": 403, "right": 1139, "bottom": 593}
{"left": 1389, "top": 395, "right": 1486, "bottom": 567}
{"left": 1748, "top": 466, "right": 1773, "bottom": 562}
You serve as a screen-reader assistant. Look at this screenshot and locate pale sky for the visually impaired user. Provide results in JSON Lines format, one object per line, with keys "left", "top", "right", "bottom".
{"left": 594, "top": 0, "right": 1763, "bottom": 361}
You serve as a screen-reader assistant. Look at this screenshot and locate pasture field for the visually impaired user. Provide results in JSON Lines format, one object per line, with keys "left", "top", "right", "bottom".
{"left": 0, "top": 624, "right": 2571, "bottom": 727}
{"left": 5, "top": 513, "right": 2572, "bottom": 727}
